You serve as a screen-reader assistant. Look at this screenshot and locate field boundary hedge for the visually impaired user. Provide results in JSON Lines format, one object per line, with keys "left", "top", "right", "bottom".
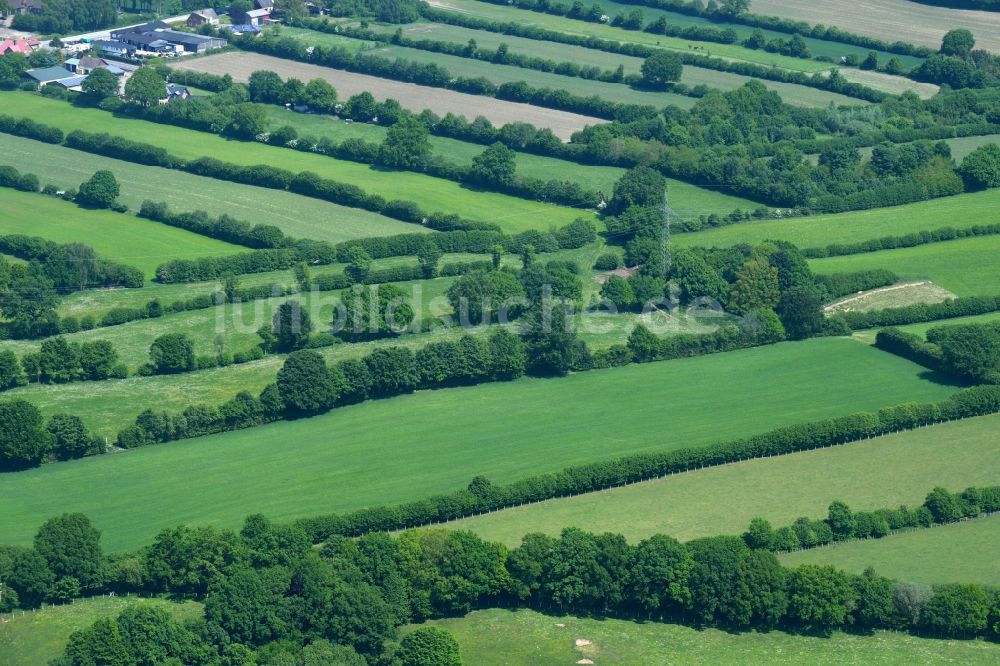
{"left": 293, "top": 385, "right": 1000, "bottom": 541}
{"left": 839, "top": 295, "right": 1000, "bottom": 330}
{"left": 803, "top": 222, "right": 1000, "bottom": 258}
{"left": 417, "top": 6, "right": 888, "bottom": 103}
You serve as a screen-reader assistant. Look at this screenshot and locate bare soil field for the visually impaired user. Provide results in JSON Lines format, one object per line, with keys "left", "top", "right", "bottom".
{"left": 751, "top": 0, "right": 1000, "bottom": 53}
{"left": 838, "top": 68, "right": 939, "bottom": 98}
{"left": 173, "top": 52, "right": 606, "bottom": 140}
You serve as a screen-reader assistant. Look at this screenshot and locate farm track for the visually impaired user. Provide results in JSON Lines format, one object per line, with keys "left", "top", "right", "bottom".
{"left": 172, "top": 52, "right": 606, "bottom": 140}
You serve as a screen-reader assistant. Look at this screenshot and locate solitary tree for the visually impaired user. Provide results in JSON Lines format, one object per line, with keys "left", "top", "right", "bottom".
{"left": 47, "top": 414, "right": 96, "bottom": 460}
{"left": 719, "top": 0, "right": 750, "bottom": 16}
{"left": 149, "top": 333, "right": 195, "bottom": 374}
{"left": 957, "top": 143, "right": 1000, "bottom": 190}
{"left": 940, "top": 29, "right": 975, "bottom": 58}
{"left": 81, "top": 67, "right": 119, "bottom": 100}
{"left": 608, "top": 166, "right": 666, "bottom": 214}
{"left": 0, "top": 399, "right": 52, "bottom": 470}
{"left": 276, "top": 350, "right": 338, "bottom": 414}
{"left": 34, "top": 513, "right": 103, "bottom": 588}
{"left": 394, "top": 627, "right": 462, "bottom": 666}
{"left": 303, "top": 78, "right": 337, "bottom": 112}
{"left": 469, "top": 142, "right": 517, "bottom": 187}
{"left": 123, "top": 66, "right": 165, "bottom": 106}
{"left": 640, "top": 51, "right": 683, "bottom": 90}
{"left": 377, "top": 115, "right": 431, "bottom": 170}
{"left": 271, "top": 300, "right": 312, "bottom": 352}
{"left": 225, "top": 103, "right": 269, "bottom": 139}
{"left": 76, "top": 170, "right": 119, "bottom": 209}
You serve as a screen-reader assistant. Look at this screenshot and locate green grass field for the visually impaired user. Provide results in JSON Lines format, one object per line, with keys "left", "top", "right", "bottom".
{"left": 809, "top": 235, "right": 1000, "bottom": 297}
{"left": 853, "top": 311, "right": 1000, "bottom": 344}
{"left": 363, "top": 20, "right": 877, "bottom": 107}
{"left": 0, "top": 189, "right": 240, "bottom": 279}
{"left": 4, "top": 273, "right": 459, "bottom": 369}
{"left": 0, "top": 596, "right": 202, "bottom": 666}
{"left": 446, "top": 413, "right": 1000, "bottom": 545}
{"left": 676, "top": 188, "right": 1000, "bottom": 249}
{"left": 780, "top": 515, "right": 1000, "bottom": 587}
{"left": 431, "top": 0, "right": 853, "bottom": 73}
{"left": 0, "top": 339, "right": 959, "bottom": 551}
{"left": 0, "top": 92, "right": 594, "bottom": 233}
{"left": 0, "top": 133, "right": 424, "bottom": 244}
{"left": 412, "top": 608, "right": 1000, "bottom": 665}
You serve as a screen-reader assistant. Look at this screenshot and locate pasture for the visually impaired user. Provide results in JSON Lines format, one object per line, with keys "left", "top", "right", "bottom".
{"left": 0, "top": 188, "right": 240, "bottom": 279}
{"left": 0, "top": 91, "right": 595, "bottom": 234}
{"left": 809, "top": 234, "right": 1000, "bottom": 297}
{"left": 675, "top": 188, "right": 1000, "bottom": 249}
{"left": 172, "top": 51, "right": 606, "bottom": 140}
{"left": 415, "top": 608, "right": 1000, "bottom": 665}
{"left": 430, "top": 0, "right": 844, "bottom": 73}
{"left": 0, "top": 133, "right": 426, "bottom": 244}
{"left": 780, "top": 515, "right": 1000, "bottom": 587}
{"left": 280, "top": 25, "right": 701, "bottom": 109}
{"left": 260, "top": 106, "right": 764, "bottom": 214}
{"left": 359, "top": 20, "right": 870, "bottom": 107}
{"left": 750, "top": 0, "right": 1000, "bottom": 53}
{"left": 4, "top": 274, "right": 458, "bottom": 369}
{"left": 0, "top": 597, "right": 202, "bottom": 666}
{"left": 446, "top": 413, "right": 1000, "bottom": 545}
{"left": 0, "top": 338, "right": 960, "bottom": 551}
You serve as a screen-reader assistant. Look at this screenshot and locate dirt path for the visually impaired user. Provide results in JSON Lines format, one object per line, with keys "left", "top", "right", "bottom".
{"left": 824, "top": 280, "right": 957, "bottom": 313}
{"left": 174, "top": 52, "right": 605, "bottom": 140}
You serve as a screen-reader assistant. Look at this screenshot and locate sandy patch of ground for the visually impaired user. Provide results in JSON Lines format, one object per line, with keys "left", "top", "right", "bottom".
{"left": 173, "top": 51, "right": 605, "bottom": 140}
{"left": 825, "top": 280, "right": 957, "bottom": 314}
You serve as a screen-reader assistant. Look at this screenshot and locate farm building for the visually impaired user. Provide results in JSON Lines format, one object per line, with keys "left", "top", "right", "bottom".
{"left": 23, "top": 65, "right": 79, "bottom": 88}
{"left": 186, "top": 9, "right": 219, "bottom": 28}
{"left": 110, "top": 22, "right": 227, "bottom": 54}
{"left": 232, "top": 7, "right": 271, "bottom": 26}
{"left": 93, "top": 39, "right": 129, "bottom": 57}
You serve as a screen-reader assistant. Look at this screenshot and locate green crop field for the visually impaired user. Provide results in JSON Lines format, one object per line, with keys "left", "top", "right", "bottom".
{"left": 0, "top": 133, "right": 424, "bottom": 244}
{"left": 0, "top": 189, "right": 240, "bottom": 279}
{"left": 280, "top": 26, "right": 701, "bottom": 110}
{"left": 809, "top": 235, "right": 1000, "bottom": 297}
{"left": 780, "top": 515, "right": 1000, "bottom": 587}
{"left": 0, "top": 597, "right": 202, "bottom": 666}
{"left": 0, "top": 92, "right": 594, "bottom": 233}
{"left": 431, "top": 0, "right": 853, "bottom": 73}
{"left": 445, "top": 413, "right": 1000, "bottom": 545}
{"left": 675, "top": 188, "right": 1000, "bottom": 249}
{"left": 0, "top": 339, "right": 959, "bottom": 551}
{"left": 412, "top": 608, "right": 1000, "bottom": 665}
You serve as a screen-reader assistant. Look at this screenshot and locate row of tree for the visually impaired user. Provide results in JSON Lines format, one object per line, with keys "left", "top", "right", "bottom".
{"left": 744, "top": 485, "right": 1000, "bottom": 552}
{"left": 876, "top": 321, "right": 1000, "bottom": 384}
{"left": 5, "top": 507, "right": 999, "bottom": 666}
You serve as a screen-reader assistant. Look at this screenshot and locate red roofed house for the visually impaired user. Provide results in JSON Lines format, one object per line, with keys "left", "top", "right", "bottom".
{"left": 0, "top": 38, "right": 40, "bottom": 56}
